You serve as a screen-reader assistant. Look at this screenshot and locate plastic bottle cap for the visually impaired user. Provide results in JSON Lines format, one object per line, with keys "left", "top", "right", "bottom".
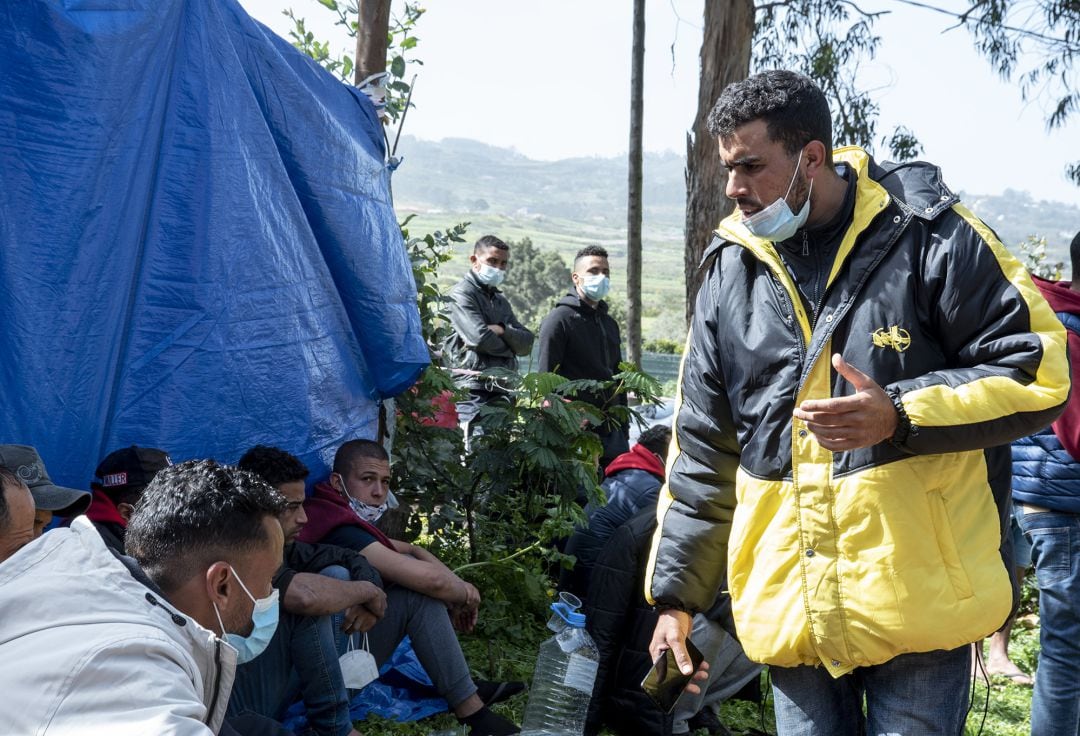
{"left": 551, "top": 601, "right": 586, "bottom": 628}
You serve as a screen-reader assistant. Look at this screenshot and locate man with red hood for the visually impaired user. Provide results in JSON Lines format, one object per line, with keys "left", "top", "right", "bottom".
{"left": 1012, "top": 230, "right": 1080, "bottom": 736}
{"left": 85, "top": 445, "right": 171, "bottom": 553}
{"left": 561, "top": 424, "right": 672, "bottom": 597}
{"left": 300, "top": 439, "right": 523, "bottom": 736}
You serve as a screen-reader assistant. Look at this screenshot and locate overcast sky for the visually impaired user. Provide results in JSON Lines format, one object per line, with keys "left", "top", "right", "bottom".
{"left": 239, "top": 0, "right": 1079, "bottom": 203}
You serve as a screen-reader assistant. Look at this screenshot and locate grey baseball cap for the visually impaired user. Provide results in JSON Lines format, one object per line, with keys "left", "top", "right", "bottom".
{"left": 0, "top": 444, "right": 91, "bottom": 516}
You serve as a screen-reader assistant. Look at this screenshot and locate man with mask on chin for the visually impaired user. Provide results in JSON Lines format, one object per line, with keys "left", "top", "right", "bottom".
{"left": 300, "top": 439, "right": 523, "bottom": 736}
{"left": 646, "top": 70, "right": 1069, "bottom": 736}
{"left": 0, "top": 459, "right": 291, "bottom": 735}
{"left": 445, "top": 234, "right": 535, "bottom": 431}
{"left": 538, "top": 244, "right": 629, "bottom": 469}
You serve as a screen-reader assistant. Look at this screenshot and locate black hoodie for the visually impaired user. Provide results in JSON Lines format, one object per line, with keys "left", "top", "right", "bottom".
{"left": 538, "top": 291, "right": 628, "bottom": 464}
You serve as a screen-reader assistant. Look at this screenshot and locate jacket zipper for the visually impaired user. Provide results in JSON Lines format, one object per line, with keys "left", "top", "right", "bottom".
{"left": 795, "top": 202, "right": 910, "bottom": 393}
{"left": 767, "top": 271, "right": 807, "bottom": 401}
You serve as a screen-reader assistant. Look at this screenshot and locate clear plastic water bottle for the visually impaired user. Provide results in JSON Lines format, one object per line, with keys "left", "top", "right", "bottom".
{"left": 520, "top": 592, "right": 599, "bottom": 736}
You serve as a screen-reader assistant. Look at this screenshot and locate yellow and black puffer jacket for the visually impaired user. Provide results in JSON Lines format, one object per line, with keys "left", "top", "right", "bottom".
{"left": 645, "top": 147, "right": 1070, "bottom": 678}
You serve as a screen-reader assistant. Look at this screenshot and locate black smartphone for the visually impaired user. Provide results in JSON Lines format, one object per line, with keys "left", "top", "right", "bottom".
{"left": 640, "top": 637, "right": 705, "bottom": 713}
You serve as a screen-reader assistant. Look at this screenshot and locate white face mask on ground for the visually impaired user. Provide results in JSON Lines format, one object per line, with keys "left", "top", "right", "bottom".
{"left": 742, "top": 150, "right": 813, "bottom": 242}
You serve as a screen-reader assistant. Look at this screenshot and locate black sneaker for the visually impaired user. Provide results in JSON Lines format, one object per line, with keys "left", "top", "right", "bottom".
{"left": 459, "top": 706, "right": 520, "bottom": 736}
{"left": 474, "top": 680, "right": 526, "bottom": 706}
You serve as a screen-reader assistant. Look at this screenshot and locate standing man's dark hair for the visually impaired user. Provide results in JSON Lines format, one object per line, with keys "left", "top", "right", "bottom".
{"left": 474, "top": 235, "right": 509, "bottom": 255}
{"left": 707, "top": 69, "right": 833, "bottom": 168}
{"left": 574, "top": 244, "right": 609, "bottom": 268}
{"left": 126, "top": 459, "right": 286, "bottom": 594}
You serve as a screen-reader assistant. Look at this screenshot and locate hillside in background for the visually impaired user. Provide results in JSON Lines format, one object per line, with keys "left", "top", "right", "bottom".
{"left": 391, "top": 135, "right": 1079, "bottom": 341}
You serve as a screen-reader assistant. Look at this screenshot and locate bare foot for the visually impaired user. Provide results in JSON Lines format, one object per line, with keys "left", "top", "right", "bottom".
{"left": 986, "top": 658, "right": 1034, "bottom": 686}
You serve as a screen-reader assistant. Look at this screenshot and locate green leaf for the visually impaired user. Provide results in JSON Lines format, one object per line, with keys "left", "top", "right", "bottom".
{"left": 317, "top": 0, "right": 338, "bottom": 9}
{"left": 390, "top": 55, "right": 406, "bottom": 78}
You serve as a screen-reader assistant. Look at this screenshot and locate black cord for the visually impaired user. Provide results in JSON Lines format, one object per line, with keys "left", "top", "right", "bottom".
{"left": 966, "top": 644, "right": 990, "bottom": 736}
{"left": 760, "top": 667, "right": 774, "bottom": 735}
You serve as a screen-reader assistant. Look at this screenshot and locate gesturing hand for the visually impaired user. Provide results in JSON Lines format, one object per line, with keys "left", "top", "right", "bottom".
{"left": 792, "top": 354, "right": 898, "bottom": 451}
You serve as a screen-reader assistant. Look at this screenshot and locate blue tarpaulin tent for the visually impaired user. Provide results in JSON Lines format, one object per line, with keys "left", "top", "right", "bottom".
{"left": 0, "top": 0, "right": 428, "bottom": 487}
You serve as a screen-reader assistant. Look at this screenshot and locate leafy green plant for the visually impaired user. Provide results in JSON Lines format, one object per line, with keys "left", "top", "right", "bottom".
{"left": 1015, "top": 234, "right": 1064, "bottom": 280}
{"left": 501, "top": 236, "right": 570, "bottom": 333}
{"left": 644, "top": 337, "right": 683, "bottom": 355}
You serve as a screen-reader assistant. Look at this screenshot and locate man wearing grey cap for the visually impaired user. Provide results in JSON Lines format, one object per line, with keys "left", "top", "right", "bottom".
{"left": 0, "top": 445, "right": 90, "bottom": 537}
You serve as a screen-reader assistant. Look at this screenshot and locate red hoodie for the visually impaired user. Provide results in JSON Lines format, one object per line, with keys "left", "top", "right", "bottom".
{"left": 84, "top": 488, "right": 127, "bottom": 527}
{"left": 297, "top": 481, "right": 395, "bottom": 550}
{"left": 603, "top": 442, "right": 666, "bottom": 480}
{"left": 1032, "top": 274, "right": 1080, "bottom": 458}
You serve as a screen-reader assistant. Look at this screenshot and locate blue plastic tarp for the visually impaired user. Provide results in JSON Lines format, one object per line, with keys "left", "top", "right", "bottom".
{"left": 283, "top": 636, "right": 448, "bottom": 731}
{"left": 0, "top": 0, "right": 428, "bottom": 486}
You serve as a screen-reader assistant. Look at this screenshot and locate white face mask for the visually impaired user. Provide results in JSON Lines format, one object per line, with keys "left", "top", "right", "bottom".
{"left": 475, "top": 263, "right": 506, "bottom": 287}
{"left": 579, "top": 273, "right": 610, "bottom": 301}
{"left": 336, "top": 474, "right": 388, "bottom": 523}
{"left": 742, "top": 150, "right": 813, "bottom": 242}
{"left": 339, "top": 632, "right": 380, "bottom": 690}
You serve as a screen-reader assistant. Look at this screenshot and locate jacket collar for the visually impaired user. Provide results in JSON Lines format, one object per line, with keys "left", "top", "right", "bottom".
{"left": 711, "top": 147, "right": 898, "bottom": 343}
{"left": 557, "top": 289, "right": 607, "bottom": 313}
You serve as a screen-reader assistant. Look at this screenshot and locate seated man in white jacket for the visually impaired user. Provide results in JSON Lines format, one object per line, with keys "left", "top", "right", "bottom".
{"left": 0, "top": 459, "right": 290, "bottom": 736}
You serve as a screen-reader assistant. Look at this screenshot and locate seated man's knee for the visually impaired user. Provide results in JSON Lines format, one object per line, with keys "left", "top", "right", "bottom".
{"left": 319, "top": 564, "right": 350, "bottom": 582}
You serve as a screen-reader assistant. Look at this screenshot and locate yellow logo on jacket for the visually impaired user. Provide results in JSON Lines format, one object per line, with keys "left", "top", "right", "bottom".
{"left": 871, "top": 326, "right": 911, "bottom": 352}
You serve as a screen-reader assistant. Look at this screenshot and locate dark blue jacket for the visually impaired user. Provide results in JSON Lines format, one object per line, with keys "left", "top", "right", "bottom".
{"left": 1012, "top": 310, "right": 1080, "bottom": 513}
{"left": 562, "top": 467, "right": 662, "bottom": 597}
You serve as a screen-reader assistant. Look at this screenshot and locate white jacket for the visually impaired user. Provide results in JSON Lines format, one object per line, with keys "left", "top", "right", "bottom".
{"left": 0, "top": 517, "right": 237, "bottom": 735}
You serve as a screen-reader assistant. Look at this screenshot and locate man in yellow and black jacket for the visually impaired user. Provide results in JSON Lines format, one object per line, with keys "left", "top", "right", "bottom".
{"left": 646, "top": 70, "right": 1070, "bottom": 735}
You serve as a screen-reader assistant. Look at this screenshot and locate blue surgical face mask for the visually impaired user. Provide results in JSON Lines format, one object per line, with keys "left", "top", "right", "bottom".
{"left": 742, "top": 150, "right": 813, "bottom": 242}
{"left": 212, "top": 567, "right": 279, "bottom": 664}
{"left": 475, "top": 263, "right": 506, "bottom": 288}
{"left": 580, "top": 273, "right": 610, "bottom": 301}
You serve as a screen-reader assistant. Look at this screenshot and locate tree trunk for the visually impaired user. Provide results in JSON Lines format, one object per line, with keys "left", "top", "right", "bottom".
{"left": 354, "top": 0, "right": 393, "bottom": 86}
{"left": 627, "top": 0, "right": 645, "bottom": 366}
{"left": 684, "top": 0, "right": 754, "bottom": 324}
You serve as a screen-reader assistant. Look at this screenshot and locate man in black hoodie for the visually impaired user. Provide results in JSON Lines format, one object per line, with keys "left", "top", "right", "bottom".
{"left": 537, "top": 245, "right": 628, "bottom": 468}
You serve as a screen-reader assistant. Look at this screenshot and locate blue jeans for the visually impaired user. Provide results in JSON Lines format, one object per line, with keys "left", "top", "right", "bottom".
{"left": 771, "top": 646, "right": 971, "bottom": 736}
{"left": 228, "top": 568, "right": 352, "bottom": 736}
{"left": 1019, "top": 507, "right": 1080, "bottom": 736}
